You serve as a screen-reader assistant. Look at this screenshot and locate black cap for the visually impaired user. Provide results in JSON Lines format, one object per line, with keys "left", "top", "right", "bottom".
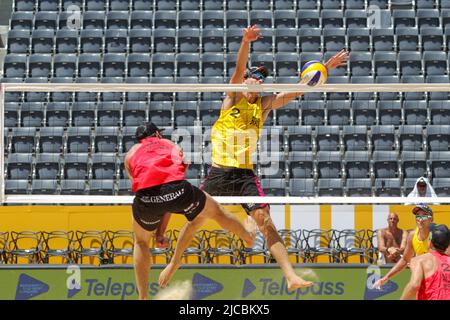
{"left": 413, "top": 204, "right": 433, "bottom": 216}
{"left": 429, "top": 223, "right": 450, "bottom": 251}
{"left": 135, "top": 122, "right": 164, "bottom": 142}
{"left": 244, "top": 66, "right": 269, "bottom": 80}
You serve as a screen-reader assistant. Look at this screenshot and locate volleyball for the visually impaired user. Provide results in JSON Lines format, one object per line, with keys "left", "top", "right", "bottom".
{"left": 300, "top": 60, "right": 328, "bottom": 86}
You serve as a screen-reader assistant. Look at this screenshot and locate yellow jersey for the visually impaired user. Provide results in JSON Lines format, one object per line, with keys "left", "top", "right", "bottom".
{"left": 211, "top": 97, "right": 264, "bottom": 169}
{"left": 412, "top": 228, "right": 429, "bottom": 256}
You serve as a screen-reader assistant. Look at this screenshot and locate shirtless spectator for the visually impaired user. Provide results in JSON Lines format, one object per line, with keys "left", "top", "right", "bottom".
{"left": 377, "top": 213, "right": 408, "bottom": 264}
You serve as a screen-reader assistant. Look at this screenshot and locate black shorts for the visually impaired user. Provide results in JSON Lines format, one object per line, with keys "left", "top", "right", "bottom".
{"left": 132, "top": 180, "right": 206, "bottom": 232}
{"left": 200, "top": 167, "right": 269, "bottom": 214}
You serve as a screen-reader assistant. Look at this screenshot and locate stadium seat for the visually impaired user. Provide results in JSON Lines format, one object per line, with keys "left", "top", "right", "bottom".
{"left": 432, "top": 178, "right": 450, "bottom": 196}
{"left": 15, "top": 0, "right": 36, "bottom": 11}
{"left": 130, "top": 11, "right": 152, "bottom": 29}
{"left": 427, "top": 125, "right": 450, "bottom": 151}
{"left": 82, "top": 11, "right": 105, "bottom": 30}
{"left": 179, "top": 10, "right": 201, "bottom": 29}
{"left": 88, "top": 179, "right": 115, "bottom": 195}
{"left": 301, "top": 101, "right": 325, "bottom": 126}
{"left": 178, "top": 29, "right": 200, "bottom": 53}
{"left": 274, "top": 10, "right": 296, "bottom": 28}
{"left": 430, "top": 101, "right": 450, "bottom": 124}
{"left": 7, "top": 153, "right": 33, "bottom": 180}
{"left": 376, "top": 75, "right": 401, "bottom": 100}
{"left": 5, "top": 180, "right": 29, "bottom": 194}
{"left": 38, "top": 127, "right": 64, "bottom": 153}
{"left": 252, "top": 28, "right": 273, "bottom": 52}
{"left": 260, "top": 179, "right": 286, "bottom": 196}
{"left": 421, "top": 28, "right": 444, "bottom": 51}
{"left": 3, "top": 54, "right": 27, "bottom": 78}
{"left": 276, "top": 101, "right": 299, "bottom": 126}
{"left": 326, "top": 101, "right": 350, "bottom": 126}
{"left": 122, "top": 102, "right": 146, "bottom": 127}
{"left": 60, "top": 179, "right": 86, "bottom": 195}
{"left": 5, "top": 103, "right": 19, "bottom": 128}
{"left": 417, "top": 9, "right": 440, "bottom": 29}
{"left": 121, "top": 127, "right": 138, "bottom": 152}
{"left": 85, "top": 0, "right": 106, "bottom": 10}
{"left": 34, "top": 12, "right": 57, "bottom": 30}
{"left": 374, "top": 52, "right": 398, "bottom": 76}
{"left": 199, "top": 101, "right": 221, "bottom": 126}
{"left": 126, "top": 53, "right": 149, "bottom": 78}
{"left": 201, "top": 53, "right": 225, "bottom": 78}
{"left": 129, "top": 29, "right": 151, "bottom": 53}
{"left": 348, "top": 28, "right": 370, "bottom": 52}
{"left": 28, "top": 54, "right": 52, "bottom": 78}
{"left": 7, "top": 30, "right": 30, "bottom": 54}
{"left": 154, "top": 10, "right": 177, "bottom": 29}
{"left": 55, "top": 30, "right": 78, "bottom": 54}
{"left": 151, "top": 53, "right": 175, "bottom": 77}
{"left": 275, "top": 53, "right": 298, "bottom": 77}
{"left": 35, "top": 153, "right": 60, "bottom": 180}
{"left": 372, "top": 28, "right": 395, "bottom": 52}
{"left": 401, "top": 151, "right": 428, "bottom": 179}
{"left": 346, "top": 179, "right": 372, "bottom": 197}
{"left": 289, "top": 179, "right": 315, "bottom": 196}
{"left": 401, "top": 75, "right": 426, "bottom": 101}
{"left": 149, "top": 101, "right": 172, "bottom": 127}
{"left": 396, "top": 27, "right": 419, "bottom": 51}
{"left": 106, "top": 11, "right": 129, "bottom": 30}
{"left": 58, "top": 11, "right": 79, "bottom": 31}
{"left": 97, "top": 101, "right": 121, "bottom": 126}
{"left": 250, "top": 53, "right": 274, "bottom": 74}
{"left": 20, "top": 102, "right": 44, "bottom": 127}
{"left": 345, "top": 151, "right": 370, "bottom": 179}
{"left": 288, "top": 151, "right": 314, "bottom": 178}
{"left": 176, "top": 53, "right": 200, "bottom": 77}
{"left": 378, "top": 101, "right": 402, "bottom": 125}
{"left": 403, "top": 101, "right": 428, "bottom": 125}
{"left": 423, "top": 52, "right": 447, "bottom": 76}
{"left": 298, "top": 28, "right": 321, "bottom": 52}
{"left": 153, "top": 29, "right": 176, "bottom": 53}
{"left": 105, "top": 29, "right": 128, "bottom": 53}
{"left": 430, "top": 151, "right": 450, "bottom": 178}
{"left": 202, "top": 10, "right": 225, "bottom": 30}
{"left": 323, "top": 28, "right": 346, "bottom": 52}
{"left": 399, "top": 52, "right": 423, "bottom": 76}
{"left": 11, "top": 127, "right": 36, "bottom": 153}
{"left": 174, "top": 101, "right": 198, "bottom": 127}
{"left": 77, "top": 54, "right": 101, "bottom": 78}
{"left": 49, "top": 78, "right": 74, "bottom": 102}
{"left": 372, "top": 151, "right": 399, "bottom": 178}
{"left": 10, "top": 12, "right": 34, "bottom": 31}
{"left": 249, "top": 10, "right": 273, "bottom": 29}
{"left": 345, "top": 0, "right": 365, "bottom": 9}
{"left": 155, "top": 0, "right": 176, "bottom": 10}
{"left": 91, "top": 153, "right": 117, "bottom": 179}
{"left": 117, "top": 179, "right": 132, "bottom": 195}
{"left": 53, "top": 54, "right": 77, "bottom": 78}
{"left": 274, "top": 28, "right": 297, "bottom": 53}
{"left": 399, "top": 125, "right": 425, "bottom": 151}
{"left": 316, "top": 126, "right": 341, "bottom": 151}
{"left": 371, "top": 125, "right": 396, "bottom": 151}
{"left": 225, "top": 53, "right": 237, "bottom": 76}
{"left": 66, "top": 127, "right": 92, "bottom": 153}
{"left": 427, "top": 76, "right": 450, "bottom": 100}
{"left": 318, "top": 179, "right": 343, "bottom": 196}
{"left": 202, "top": 29, "right": 225, "bottom": 52}
{"left": 317, "top": 151, "right": 342, "bottom": 178}
{"left": 343, "top": 126, "right": 368, "bottom": 151}
{"left": 80, "top": 29, "right": 103, "bottom": 54}
{"left": 393, "top": 10, "right": 416, "bottom": 29}
{"left": 345, "top": 9, "right": 367, "bottom": 29}
{"left": 374, "top": 178, "right": 401, "bottom": 196}
{"left": 321, "top": 9, "right": 343, "bottom": 29}
{"left": 150, "top": 77, "right": 174, "bottom": 101}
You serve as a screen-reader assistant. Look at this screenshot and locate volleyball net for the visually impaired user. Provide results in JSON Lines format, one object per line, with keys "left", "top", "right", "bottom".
{"left": 2, "top": 82, "right": 450, "bottom": 206}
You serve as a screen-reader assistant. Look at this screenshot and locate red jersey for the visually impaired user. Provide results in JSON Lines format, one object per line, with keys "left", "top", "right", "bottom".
{"left": 129, "top": 137, "right": 186, "bottom": 192}
{"left": 417, "top": 250, "right": 450, "bottom": 300}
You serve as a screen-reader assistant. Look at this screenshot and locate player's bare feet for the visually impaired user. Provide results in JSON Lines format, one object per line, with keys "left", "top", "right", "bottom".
{"left": 244, "top": 216, "right": 257, "bottom": 248}
{"left": 287, "top": 277, "right": 315, "bottom": 291}
{"left": 159, "top": 262, "right": 181, "bottom": 288}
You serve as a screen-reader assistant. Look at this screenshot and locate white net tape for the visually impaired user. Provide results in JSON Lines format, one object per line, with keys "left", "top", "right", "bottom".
{"left": 1, "top": 83, "right": 449, "bottom": 205}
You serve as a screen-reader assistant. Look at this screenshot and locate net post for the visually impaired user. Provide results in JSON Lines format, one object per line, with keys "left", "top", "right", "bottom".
{"left": 0, "top": 83, "right": 4, "bottom": 204}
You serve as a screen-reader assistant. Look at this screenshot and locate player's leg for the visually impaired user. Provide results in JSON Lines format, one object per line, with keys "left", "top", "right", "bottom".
{"left": 250, "top": 206, "right": 314, "bottom": 291}
{"left": 132, "top": 215, "right": 154, "bottom": 300}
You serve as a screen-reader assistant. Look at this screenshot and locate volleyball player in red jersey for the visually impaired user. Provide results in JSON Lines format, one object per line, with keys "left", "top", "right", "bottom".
{"left": 124, "top": 122, "right": 256, "bottom": 300}
{"left": 401, "top": 223, "right": 450, "bottom": 300}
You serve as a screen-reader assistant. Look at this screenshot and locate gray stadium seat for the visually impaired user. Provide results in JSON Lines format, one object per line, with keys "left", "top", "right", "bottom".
{"left": 417, "top": 9, "right": 440, "bottom": 29}
{"left": 127, "top": 53, "right": 150, "bottom": 78}
{"left": 7, "top": 153, "right": 33, "bottom": 180}
{"left": 199, "top": 101, "right": 221, "bottom": 126}
{"left": 38, "top": 127, "right": 64, "bottom": 153}
{"left": 35, "top": 153, "right": 60, "bottom": 180}
{"left": 149, "top": 101, "right": 172, "bottom": 126}
{"left": 105, "top": 29, "right": 128, "bottom": 53}
{"left": 275, "top": 28, "right": 297, "bottom": 53}
{"left": 421, "top": 28, "right": 444, "bottom": 51}
{"left": 178, "top": 29, "right": 200, "bottom": 53}
{"left": 85, "top": 0, "right": 106, "bottom": 11}
{"left": 202, "top": 53, "right": 225, "bottom": 77}
{"left": 31, "top": 180, "right": 58, "bottom": 194}
{"left": 107, "top": 11, "right": 129, "bottom": 30}
{"left": 430, "top": 101, "right": 450, "bottom": 124}
{"left": 153, "top": 28, "right": 176, "bottom": 53}
{"left": 5, "top": 180, "right": 29, "bottom": 194}
{"left": 260, "top": 179, "right": 286, "bottom": 196}
{"left": 58, "top": 11, "right": 80, "bottom": 31}
{"left": 250, "top": 0, "right": 271, "bottom": 9}
{"left": 316, "top": 126, "right": 341, "bottom": 151}
{"left": 287, "top": 126, "right": 313, "bottom": 151}
{"left": 176, "top": 53, "right": 200, "bottom": 77}
{"left": 15, "top": 0, "right": 36, "bottom": 11}
{"left": 345, "top": 9, "right": 367, "bottom": 28}
{"left": 110, "top": 0, "right": 130, "bottom": 10}
{"left": 343, "top": 125, "right": 368, "bottom": 151}
{"left": 78, "top": 54, "right": 101, "bottom": 78}
{"left": 102, "top": 53, "right": 126, "bottom": 78}
{"left": 174, "top": 101, "right": 198, "bottom": 126}
{"left": 175, "top": 77, "right": 199, "bottom": 101}
{"left": 7, "top": 30, "right": 30, "bottom": 54}
{"left": 393, "top": 10, "right": 416, "bottom": 29}
{"left": 118, "top": 179, "right": 132, "bottom": 195}
{"left": 274, "top": 10, "right": 296, "bottom": 28}
{"left": 28, "top": 54, "right": 52, "bottom": 78}
{"left": 156, "top": 0, "right": 176, "bottom": 10}
{"left": 401, "top": 151, "right": 427, "bottom": 179}
{"left": 375, "top": 178, "right": 401, "bottom": 197}
{"left": 82, "top": 11, "right": 105, "bottom": 30}
{"left": 91, "top": 153, "right": 117, "bottom": 179}
{"left": 226, "top": 53, "right": 237, "bottom": 76}
{"left": 401, "top": 75, "right": 426, "bottom": 101}
{"left": 125, "top": 77, "right": 149, "bottom": 101}
{"left": 297, "top": 10, "right": 320, "bottom": 28}
{"left": 276, "top": 101, "right": 299, "bottom": 126}
{"left": 151, "top": 53, "right": 175, "bottom": 77}
{"left": 72, "top": 102, "right": 96, "bottom": 126}
{"left": 326, "top": 76, "right": 350, "bottom": 100}
{"left": 24, "top": 77, "right": 49, "bottom": 103}
{"left": 21, "top": 102, "right": 44, "bottom": 127}
{"left": 427, "top": 75, "right": 450, "bottom": 100}
{"left": 89, "top": 180, "right": 115, "bottom": 195}
{"left": 252, "top": 28, "right": 273, "bottom": 52}
{"left": 351, "top": 75, "right": 375, "bottom": 101}
{"left": 321, "top": 10, "right": 344, "bottom": 29}
{"left": 301, "top": 101, "right": 325, "bottom": 126}
{"left": 11, "top": 127, "right": 36, "bottom": 153}
{"left": 427, "top": 125, "right": 450, "bottom": 151}
{"left": 5, "top": 103, "right": 19, "bottom": 128}
{"left": 346, "top": 179, "right": 372, "bottom": 197}
{"left": 150, "top": 77, "right": 174, "bottom": 101}
{"left": 345, "top": 151, "right": 370, "bottom": 179}
{"left": 225, "top": 10, "right": 248, "bottom": 29}
{"left": 97, "top": 103, "right": 121, "bottom": 127}
{"left": 63, "top": 153, "right": 89, "bottom": 179}
{"left": 3, "top": 54, "right": 27, "bottom": 78}
{"left": 403, "top": 177, "right": 420, "bottom": 196}
{"left": 60, "top": 179, "right": 86, "bottom": 195}
{"left": 10, "top": 12, "right": 33, "bottom": 31}
{"left": 378, "top": 100, "right": 402, "bottom": 125}
{"left": 323, "top": 28, "right": 346, "bottom": 52}
{"left": 129, "top": 29, "right": 151, "bottom": 53}
{"left": 372, "top": 151, "right": 399, "bottom": 178}
{"left": 55, "top": 30, "right": 78, "bottom": 54}
{"left": 178, "top": 10, "right": 201, "bottom": 29}
{"left": 430, "top": 151, "right": 450, "bottom": 178}
{"left": 49, "top": 78, "right": 74, "bottom": 102}
{"left": 316, "top": 151, "right": 342, "bottom": 178}
{"left": 399, "top": 52, "right": 422, "bottom": 76}
{"left": 423, "top": 52, "right": 447, "bottom": 76}
{"left": 399, "top": 125, "right": 425, "bottom": 151}
{"left": 121, "top": 127, "right": 138, "bottom": 152}
{"left": 66, "top": 127, "right": 92, "bottom": 153}
{"left": 298, "top": 28, "right": 321, "bottom": 52}
{"left": 202, "top": 29, "right": 225, "bottom": 52}
{"left": 34, "top": 12, "right": 57, "bottom": 30}
{"left": 80, "top": 29, "right": 103, "bottom": 54}
{"left": 181, "top": 0, "right": 201, "bottom": 10}
{"left": 53, "top": 54, "right": 77, "bottom": 78}
{"left": 130, "top": 11, "right": 153, "bottom": 29}
{"left": 297, "top": 0, "right": 317, "bottom": 9}
{"left": 123, "top": 102, "right": 147, "bottom": 127}
{"left": 289, "top": 179, "right": 315, "bottom": 196}
{"left": 250, "top": 10, "right": 273, "bottom": 29}
{"left": 376, "top": 75, "right": 400, "bottom": 100}
{"left": 372, "top": 28, "right": 395, "bottom": 51}
{"left": 345, "top": 0, "right": 365, "bottom": 9}
{"left": 250, "top": 53, "right": 274, "bottom": 74}
{"left": 432, "top": 178, "right": 450, "bottom": 196}
{"left": 404, "top": 101, "right": 428, "bottom": 125}
{"left": 288, "top": 151, "right": 314, "bottom": 178}
{"left": 396, "top": 27, "right": 419, "bottom": 51}
{"left": 154, "top": 10, "right": 177, "bottom": 29}
{"left": 228, "top": 0, "right": 247, "bottom": 9}
{"left": 348, "top": 28, "right": 371, "bottom": 52}
{"left": 318, "top": 178, "right": 343, "bottom": 196}
{"left": 75, "top": 77, "right": 100, "bottom": 102}
{"left": 275, "top": 53, "right": 298, "bottom": 76}
{"left": 202, "top": 10, "right": 225, "bottom": 29}
{"left": 371, "top": 125, "right": 396, "bottom": 150}
{"left": 374, "top": 52, "right": 397, "bottom": 76}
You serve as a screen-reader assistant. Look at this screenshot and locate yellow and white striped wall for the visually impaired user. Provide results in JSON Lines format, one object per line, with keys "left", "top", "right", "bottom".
{"left": 0, "top": 205, "right": 449, "bottom": 232}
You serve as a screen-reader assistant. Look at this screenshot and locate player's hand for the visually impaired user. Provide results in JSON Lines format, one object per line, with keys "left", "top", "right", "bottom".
{"left": 156, "top": 235, "right": 170, "bottom": 249}
{"left": 324, "top": 49, "right": 349, "bottom": 71}
{"left": 373, "top": 276, "right": 388, "bottom": 290}
{"left": 243, "top": 25, "right": 263, "bottom": 43}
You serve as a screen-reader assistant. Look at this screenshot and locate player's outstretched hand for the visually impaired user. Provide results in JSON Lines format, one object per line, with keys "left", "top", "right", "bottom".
{"left": 156, "top": 235, "right": 170, "bottom": 249}
{"left": 324, "top": 49, "right": 349, "bottom": 71}
{"left": 373, "top": 276, "right": 389, "bottom": 290}
{"left": 243, "top": 25, "right": 263, "bottom": 43}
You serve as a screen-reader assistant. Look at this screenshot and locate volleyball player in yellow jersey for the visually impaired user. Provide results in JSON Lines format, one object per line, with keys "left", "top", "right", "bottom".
{"left": 374, "top": 205, "right": 435, "bottom": 289}
{"left": 159, "top": 25, "right": 348, "bottom": 291}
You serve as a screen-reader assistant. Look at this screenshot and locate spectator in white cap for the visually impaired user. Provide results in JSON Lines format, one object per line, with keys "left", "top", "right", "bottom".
{"left": 407, "top": 177, "right": 438, "bottom": 205}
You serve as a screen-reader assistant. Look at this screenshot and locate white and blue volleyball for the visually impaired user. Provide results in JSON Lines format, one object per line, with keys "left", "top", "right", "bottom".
{"left": 300, "top": 60, "right": 328, "bottom": 86}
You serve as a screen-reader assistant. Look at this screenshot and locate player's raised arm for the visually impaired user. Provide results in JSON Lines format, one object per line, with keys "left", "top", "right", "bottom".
{"left": 400, "top": 257, "right": 424, "bottom": 300}
{"left": 262, "top": 49, "right": 349, "bottom": 111}
{"left": 227, "top": 25, "right": 262, "bottom": 97}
